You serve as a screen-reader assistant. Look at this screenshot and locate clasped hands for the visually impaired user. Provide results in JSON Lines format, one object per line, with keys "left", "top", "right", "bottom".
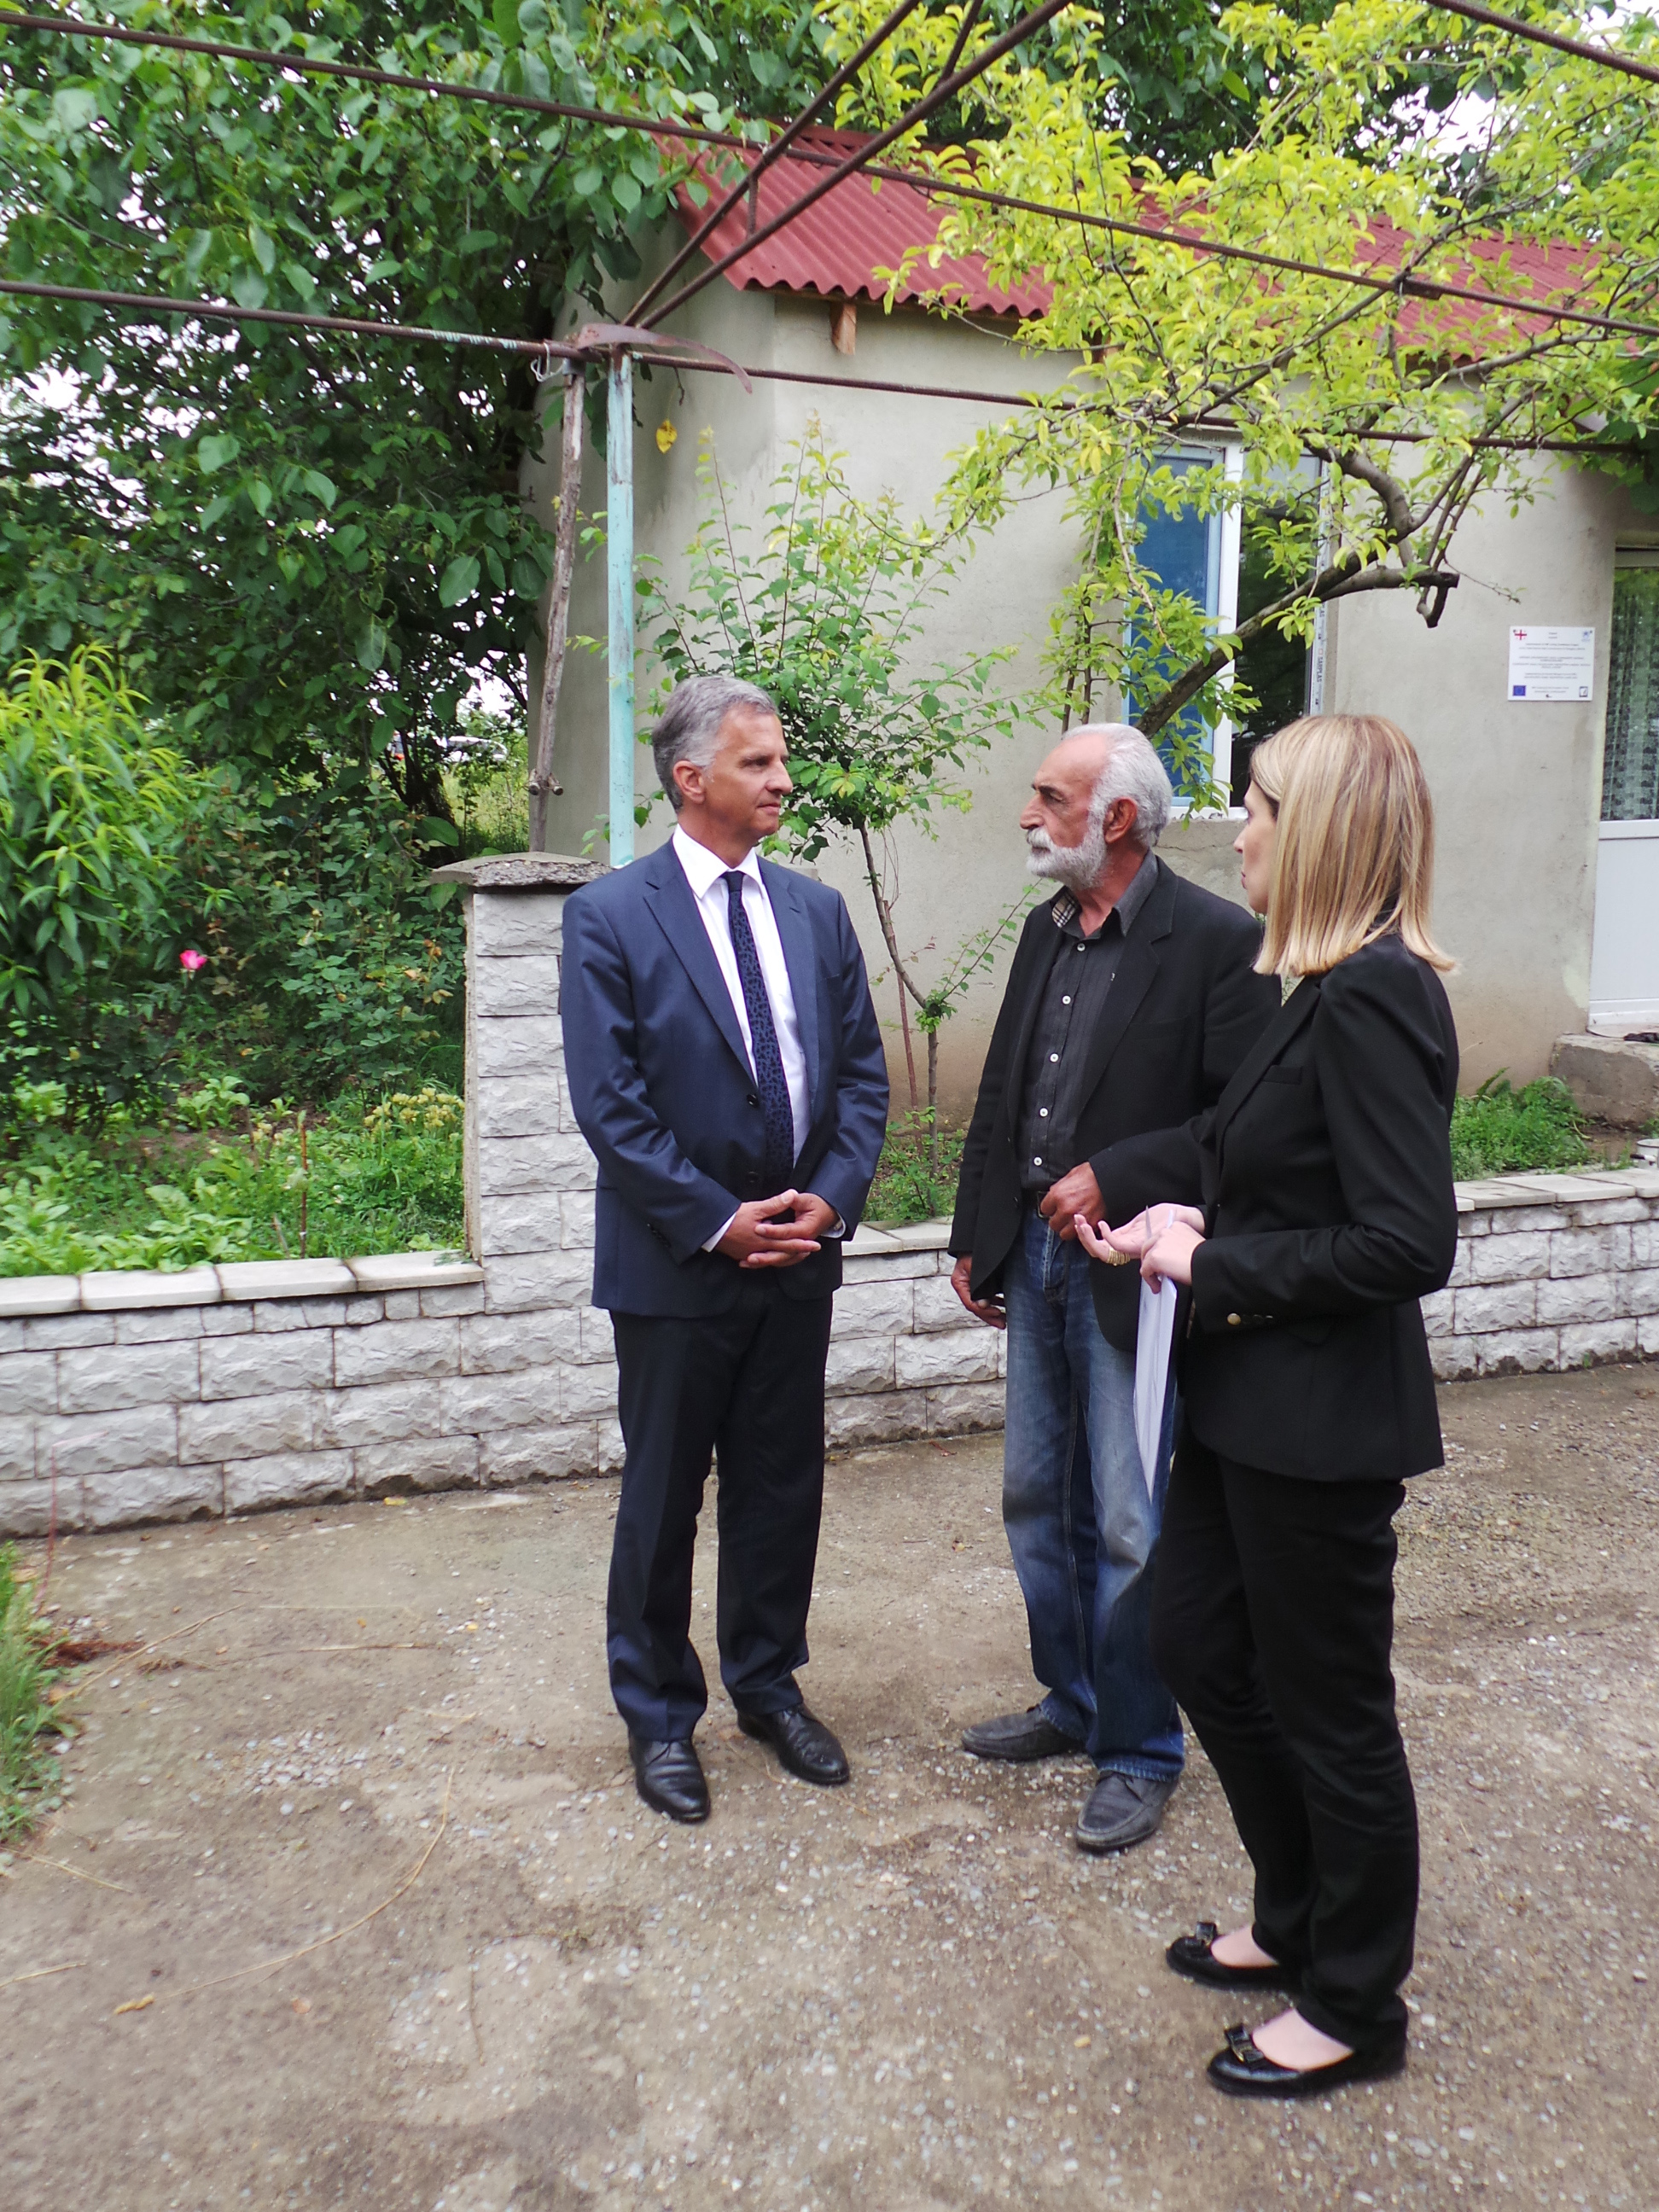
{"left": 717, "top": 1189, "right": 838, "bottom": 1269}
{"left": 1073, "top": 1202, "right": 1208, "bottom": 1288}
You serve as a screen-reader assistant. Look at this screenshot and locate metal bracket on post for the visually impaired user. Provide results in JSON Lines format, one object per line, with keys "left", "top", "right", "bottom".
{"left": 606, "top": 346, "right": 636, "bottom": 868}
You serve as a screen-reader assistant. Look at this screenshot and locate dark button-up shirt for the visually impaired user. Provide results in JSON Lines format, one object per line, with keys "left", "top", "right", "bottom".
{"left": 1017, "top": 855, "right": 1158, "bottom": 1191}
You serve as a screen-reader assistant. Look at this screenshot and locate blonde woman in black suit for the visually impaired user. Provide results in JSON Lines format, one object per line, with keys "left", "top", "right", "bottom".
{"left": 1074, "top": 714, "right": 1458, "bottom": 2098}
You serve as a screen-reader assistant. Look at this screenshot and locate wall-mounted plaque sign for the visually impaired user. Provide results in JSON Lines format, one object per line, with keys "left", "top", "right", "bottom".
{"left": 1508, "top": 625, "right": 1595, "bottom": 701}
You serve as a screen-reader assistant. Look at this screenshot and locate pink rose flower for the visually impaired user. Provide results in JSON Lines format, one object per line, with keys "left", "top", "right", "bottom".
{"left": 179, "top": 948, "right": 207, "bottom": 972}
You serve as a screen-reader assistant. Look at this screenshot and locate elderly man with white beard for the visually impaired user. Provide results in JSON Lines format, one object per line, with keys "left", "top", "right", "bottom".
{"left": 949, "top": 725, "right": 1279, "bottom": 1853}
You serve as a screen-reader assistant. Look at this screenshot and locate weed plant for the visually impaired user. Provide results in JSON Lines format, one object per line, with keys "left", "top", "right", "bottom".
{"left": 1449, "top": 1074, "right": 1592, "bottom": 1181}
{"left": 867, "top": 1115, "right": 967, "bottom": 1226}
{"left": 0, "top": 1084, "right": 464, "bottom": 1276}
{"left": 0, "top": 1545, "right": 62, "bottom": 1841}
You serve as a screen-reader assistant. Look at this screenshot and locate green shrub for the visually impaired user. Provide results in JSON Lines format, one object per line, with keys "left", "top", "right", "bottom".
{"left": 0, "top": 649, "right": 204, "bottom": 1016}
{"left": 0, "top": 1545, "right": 63, "bottom": 1842}
{"left": 0, "top": 653, "right": 464, "bottom": 1116}
{"left": 1449, "top": 1074, "right": 1592, "bottom": 1180}
{"left": 0, "top": 1085, "right": 465, "bottom": 1275}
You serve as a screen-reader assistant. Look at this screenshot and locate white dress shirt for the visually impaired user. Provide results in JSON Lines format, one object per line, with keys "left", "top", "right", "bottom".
{"left": 672, "top": 826, "right": 829, "bottom": 1251}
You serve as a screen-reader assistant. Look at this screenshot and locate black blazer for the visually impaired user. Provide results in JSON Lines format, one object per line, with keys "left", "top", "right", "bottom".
{"left": 950, "top": 858, "right": 1280, "bottom": 1350}
{"left": 1094, "top": 933, "right": 1460, "bottom": 1482}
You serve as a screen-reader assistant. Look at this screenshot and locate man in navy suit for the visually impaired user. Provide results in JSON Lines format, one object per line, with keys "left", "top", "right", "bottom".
{"left": 561, "top": 675, "right": 888, "bottom": 1823}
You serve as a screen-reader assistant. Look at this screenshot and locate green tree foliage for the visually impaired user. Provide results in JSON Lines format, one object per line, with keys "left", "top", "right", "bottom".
{"left": 0, "top": 0, "right": 833, "bottom": 817}
{"left": 638, "top": 422, "right": 1019, "bottom": 1112}
{"left": 830, "top": 0, "right": 1659, "bottom": 778}
{"left": 830, "top": 0, "right": 1468, "bottom": 177}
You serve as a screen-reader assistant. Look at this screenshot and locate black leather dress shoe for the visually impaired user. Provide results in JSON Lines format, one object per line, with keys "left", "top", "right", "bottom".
{"left": 1167, "top": 1921, "right": 1299, "bottom": 1993}
{"left": 1074, "top": 1771, "right": 1177, "bottom": 1853}
{"left": 628, "top": 1733, "right": 710, "bottom": 1823}
{"left": 737, "top": 1704, "right": 850, "bottom": 1786}
{"left": 1207, "top": 2022, "right": 1407, "bottom": 2099}
{"left": 960, "top": 1707, "right": 1087, "bottom": 1762}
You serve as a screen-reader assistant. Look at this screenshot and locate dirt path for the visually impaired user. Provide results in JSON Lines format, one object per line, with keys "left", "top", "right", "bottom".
{"left": 1, "top": 1368, "right": 1654, "bottom": 2212}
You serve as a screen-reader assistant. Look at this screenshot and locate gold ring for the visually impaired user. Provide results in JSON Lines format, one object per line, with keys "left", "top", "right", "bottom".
{"left": 1102, "top": 1245, "right": 1132, "bottom": 1267}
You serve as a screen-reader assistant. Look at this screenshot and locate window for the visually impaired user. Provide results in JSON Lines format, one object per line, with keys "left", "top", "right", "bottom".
{"left": 1602, "top": 550, "right": 1659, "bottom": 822}
{"left": 1124, "top": 447, "right": 1323, "bottom": 808}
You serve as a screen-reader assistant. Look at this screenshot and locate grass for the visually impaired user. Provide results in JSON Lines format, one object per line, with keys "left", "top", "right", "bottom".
{"left": 866, "top": 1115, "right": 966, "bottom": 1226}
{"left": 1449, "top": 1074, "right": 1592, "bottom": 1182}
{"left": 0, "top": 1545, "right": 63, "bottom": 1842}
{"left": 0, "top": 1085, "right": 466, "bottom": 1277}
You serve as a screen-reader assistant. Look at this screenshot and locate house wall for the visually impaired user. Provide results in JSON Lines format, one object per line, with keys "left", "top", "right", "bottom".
{"left": 523, "top": 276, "right": 1098, "bottom": 1121}
{"left": 524, "top": 268, "right": 1657, "bottom": 1115}
{"left": 1324, "top": 460, "right": 1658, "bottom": 1086}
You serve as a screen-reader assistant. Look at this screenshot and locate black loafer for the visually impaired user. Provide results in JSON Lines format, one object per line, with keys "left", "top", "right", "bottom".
{"left": 1074, "top": 1771, "right": 1177, "bottom": 1854}
{"left": 1207, "top": 2022, "right": 1407, "bottom": 2100}
{"left": 628, "top": 1733, "right": 710, "bottom": 1823}
{"left": 961, "top": 1707, "right": 1086, "bottom": 1762}
{"left": 737, "top": 1703, "right": 850, "bottom": 1786}
{"left": 1167, "top": 1921, "right": 1299, "bottom": 1993}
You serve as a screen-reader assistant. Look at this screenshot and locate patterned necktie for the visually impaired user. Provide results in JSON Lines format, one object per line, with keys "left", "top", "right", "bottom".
{"left": 724, "top": 870, "right": 795, "bottom": 1190}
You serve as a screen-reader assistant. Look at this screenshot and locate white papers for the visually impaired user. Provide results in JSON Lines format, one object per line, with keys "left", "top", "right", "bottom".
{"left": 1134, "top": 1275, "right": 1179, "bottom": 1499}
{"left": 1507, "top": 625, "right": 1594, "bottom": 702}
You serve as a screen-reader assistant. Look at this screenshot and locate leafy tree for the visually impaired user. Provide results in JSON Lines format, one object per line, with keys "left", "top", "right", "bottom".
{"left": 0, "top": 0, "right": 834, "bottom": 818}
{"left": 830, "top": 0, "right": 1469, "bottom": 178}
{"left": 637, "top": 422, "right": 1020, "bottom": 1115}
{"left": 830, "top": 0, "right": 1659, "bottom": 779}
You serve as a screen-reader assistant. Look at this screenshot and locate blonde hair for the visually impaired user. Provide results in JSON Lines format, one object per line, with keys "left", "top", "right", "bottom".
{"left": 1249, "top": 714, "right": 1454, "bottom": 978}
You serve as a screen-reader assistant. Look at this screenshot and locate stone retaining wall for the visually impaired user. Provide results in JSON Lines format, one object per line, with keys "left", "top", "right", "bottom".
{"left": 1426, "top": 1166, "right": 1659, "bottom": 1378}
{"left": 3, "top": 853, "right": 1657, "bottom": 1535}
{"left": 0, "top": 1225, "right": 991, "bottom": 1536}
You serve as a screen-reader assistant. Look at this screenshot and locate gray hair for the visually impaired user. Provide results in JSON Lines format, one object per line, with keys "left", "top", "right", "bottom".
{"left": 653, "top": 674, "right": 779, "bottom": 812}
{"left": 1066, "top": 721, "right": 1174, "bottom": 848}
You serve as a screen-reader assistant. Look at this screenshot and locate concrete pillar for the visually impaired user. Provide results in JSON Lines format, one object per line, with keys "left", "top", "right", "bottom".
{"left": 432, "top": 853, "right": 608, "bottom": 1309}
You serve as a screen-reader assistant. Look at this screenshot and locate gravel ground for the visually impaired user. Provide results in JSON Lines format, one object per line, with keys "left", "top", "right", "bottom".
{"left": 1, "top": 1365, "right": 1654, "bottom": 2212}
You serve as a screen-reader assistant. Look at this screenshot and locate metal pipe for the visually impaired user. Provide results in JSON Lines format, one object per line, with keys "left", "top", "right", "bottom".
{"left": 0, "top": 274, "right": 579, "bottom": 357}
{"left": 607, "top": 350, "right": 636, "bottom": 869}
{"left": 626, "top": 0, "right": 927, "bottom": 326}
{"left": 0, "top": 8, "right": 750, "bottom": 146}
{"left": 1424, "top": 0, "right": 1659, "bottom": 87}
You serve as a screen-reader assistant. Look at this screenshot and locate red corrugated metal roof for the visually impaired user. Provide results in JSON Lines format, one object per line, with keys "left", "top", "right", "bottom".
{"left": 674, "top": 135, "right": 1599, "bottom": 358}
{"left": 672, "top": 131, "right": 1051, "bottom": 318}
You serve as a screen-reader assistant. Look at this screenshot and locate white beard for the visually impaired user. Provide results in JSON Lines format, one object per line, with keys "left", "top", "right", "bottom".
{"left": 1026, "top": 818, "right": 1107, "bottom": 893}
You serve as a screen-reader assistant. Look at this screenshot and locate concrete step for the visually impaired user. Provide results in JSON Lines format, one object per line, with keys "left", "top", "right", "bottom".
{"left": 1550, "top": 1033, "right": 1659, "bottom": 1128}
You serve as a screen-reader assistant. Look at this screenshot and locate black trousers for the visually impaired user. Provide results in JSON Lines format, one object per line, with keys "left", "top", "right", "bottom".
{"left": 607, "top": 1283, "right": 835, "bottom": 1743}
{"left": 1150, "top": 1429, "right": 1417, "bottom": 2049}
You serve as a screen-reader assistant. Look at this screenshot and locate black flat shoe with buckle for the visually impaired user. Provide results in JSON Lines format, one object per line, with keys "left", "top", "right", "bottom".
{"left": 1166, "top": 1920, "right": 1300, "bottom": 1993}
{"left": 1207, "top": 2022, "right": 1407, "bottom": 2100}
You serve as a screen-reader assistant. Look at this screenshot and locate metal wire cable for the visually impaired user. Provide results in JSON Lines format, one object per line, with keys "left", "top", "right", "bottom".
{"left": 639, "top": 0, "right": 1077, "bottom": 326}
{"left": 3, "top": 7, "right": 1655, "bottom": 346}
{"left": 626, "top": 0, "right": 927, "bottom": 325}
{"left": 1, "top": 274, "right": 1644, "bottom": 457}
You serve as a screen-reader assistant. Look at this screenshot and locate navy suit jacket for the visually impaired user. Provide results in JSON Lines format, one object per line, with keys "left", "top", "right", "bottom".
{"left": 560, "top": 839, "right": 889, "bottom": 1316}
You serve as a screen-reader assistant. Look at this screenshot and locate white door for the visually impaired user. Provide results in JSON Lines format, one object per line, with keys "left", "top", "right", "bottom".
{"left": 1589, "top": 550, "right": 1659, "bottom": 1033}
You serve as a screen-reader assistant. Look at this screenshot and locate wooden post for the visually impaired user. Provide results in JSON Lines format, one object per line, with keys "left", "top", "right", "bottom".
{"left": 528, "top": 366, "right": 585, "bottom": 853}
{"left": 607, "top": 348, "right": 637, "bottom": 867}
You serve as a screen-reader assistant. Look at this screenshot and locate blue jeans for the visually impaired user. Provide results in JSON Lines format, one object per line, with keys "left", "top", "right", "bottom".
{"left": 1002, "top": 1210, "right": 1184, "bottom": 1780}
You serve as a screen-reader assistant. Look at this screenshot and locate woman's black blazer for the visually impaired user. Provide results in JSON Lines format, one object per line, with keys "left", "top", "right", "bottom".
{"left": 1094, "top": 933, "right": 1460, "bottom": 1483}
